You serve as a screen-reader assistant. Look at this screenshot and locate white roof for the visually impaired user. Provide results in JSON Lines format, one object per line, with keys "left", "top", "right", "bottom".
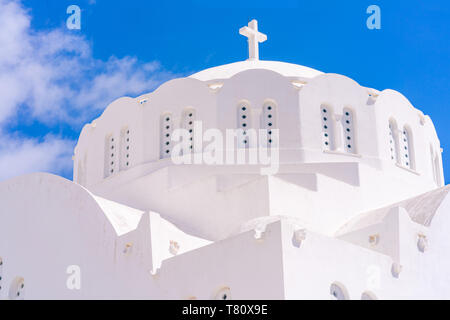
{"left": 336, "top": 185, "right": 450, "bottom": 235}
{"left": 93, "top": 195, "right": 144, "bottom": 236}
{"left": 189, "top": 60, "right": 323, "bottom": 81}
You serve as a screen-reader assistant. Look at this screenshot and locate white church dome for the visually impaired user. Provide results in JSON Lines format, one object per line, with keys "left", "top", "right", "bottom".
{"left": 1, "top": 19, "right": 449, "bottom": 300}
{"left": 72, "top": 19, "right": 444, "bottom": 241}
{"left": 189, "top": 60, "right": 323, "bottom": 81}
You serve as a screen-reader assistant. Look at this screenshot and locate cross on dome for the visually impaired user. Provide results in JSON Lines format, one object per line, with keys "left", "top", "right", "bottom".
{"left": 239, "top": 19, "right": 267, "bottom": 61}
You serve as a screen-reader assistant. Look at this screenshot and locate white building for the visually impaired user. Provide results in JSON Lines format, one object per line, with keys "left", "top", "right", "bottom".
{"left": 0, "top": 20, "right": 447, "bottom": 300}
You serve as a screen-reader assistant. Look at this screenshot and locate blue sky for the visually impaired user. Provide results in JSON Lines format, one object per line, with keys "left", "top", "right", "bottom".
{"left": 1, "top": 0, "right": 449, "bottom": 183}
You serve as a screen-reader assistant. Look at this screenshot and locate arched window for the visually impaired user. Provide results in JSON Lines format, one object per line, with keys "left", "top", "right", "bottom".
{"left": 261, "top": 101, "right": 278, "bottom": 147}
{"left": 342, "top": 108, "right": 356, "bottom": 153}
{"left": 9, "top": 277, "right": 25, "bottom": 300}
{"left": 330, "top": 282, "right": 349, "bottom": 300}
{"left": 321, "top": 105, "right": 335, "bottom": 151}
{"left": 388, "top": 119, "right": 400, "bottom": 164}
{"left": 401, "top": 126, "right": 414, "bottom": 169}
{"left": 120, "top": 126, "right": 131, "bottom": 170}
{"left": 237, "top": 102, "right": 252, "bottom": 148}
{"left": 160, "top": 113, "right": 174, "bottom": 159}
{"left": 104, "top": 134, "right": 117, "bottom": 177}
{"left": 181, "top": 108, "right": 196, "bottom": 154}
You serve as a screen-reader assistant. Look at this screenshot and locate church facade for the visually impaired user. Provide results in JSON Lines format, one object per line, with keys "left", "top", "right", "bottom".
{"left": 0, "top": 20, "right": 448, "bottom": 300}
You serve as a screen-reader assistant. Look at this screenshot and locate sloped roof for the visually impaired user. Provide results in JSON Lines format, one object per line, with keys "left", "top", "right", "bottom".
{"left": 336, "top": 185, "right": 450, "bottom": 235}
{"left": 93, "top": 195, "right": 144, "bottom": 236}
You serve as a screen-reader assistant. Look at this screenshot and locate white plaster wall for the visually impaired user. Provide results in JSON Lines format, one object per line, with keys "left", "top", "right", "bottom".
{"left": 417, "top": 193, "right": 450, "bottom": 297}
{"left": 48, "top": 60, "right": 450, "bottom": 300}
{"left": 141, "top": 77, "right": 217, "bottom": 162}
{"left": 216, "top": 69, "right": 300, "bottom": 150}
{"left": 298, "top": 73, "right": 374, "bottom": 156}
{"left": 268, "top": 161, "right": 438, "bottom": 236}
{"left": 0, "top": 173, "right": 287, "bottom": 299}
{"left": 73, "top": 64, "right": 444, "bottom": 241}
{"left": 0, "top": 173, "right": 210, "bottom": 299}
{"left": 91, "top": 164, "right": 271, "bottom": 240}
{"left": 1, "top": 173, "right": 449, "bottom": 299}
{"left": 374, "top": 89, "right": 443, "bottom": 186}
{"left": 280, "top": 216, "right": 450, "bottom": 300}
{"left": 157, "top": 221, "right": 285, "bottom": 300}
{"left": 0, "top": 173, "right": 147, "bottom": 299}
{"left": 74, "top": 96, "right": 144, "bottom": 188}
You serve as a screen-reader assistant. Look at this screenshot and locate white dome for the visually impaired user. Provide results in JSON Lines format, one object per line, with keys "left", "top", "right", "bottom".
{"left": 189, "top": 60, "right": 323, "bottom": 81}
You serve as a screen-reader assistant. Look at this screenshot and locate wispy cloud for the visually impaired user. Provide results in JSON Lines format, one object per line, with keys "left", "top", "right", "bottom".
{"left": 0, "top": 132, "right": 74, "bottom": 181}
{"left": 0, "top": 0, "right": 176, "bottom": 181}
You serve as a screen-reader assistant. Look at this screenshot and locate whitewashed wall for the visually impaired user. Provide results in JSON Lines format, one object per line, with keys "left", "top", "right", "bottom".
{"left": 73, "top": 63, "right": 444, "bottom": 241}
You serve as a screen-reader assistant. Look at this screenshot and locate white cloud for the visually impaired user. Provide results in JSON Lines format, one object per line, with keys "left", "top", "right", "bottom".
{"left": 0, "top": 132, "right": 74, "bottom": 181}
{"left": 0, "top": 0, "right": 174, "bottom": 125}
{"left": 0, "top": 0, "right": 176, "bottom": 181}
